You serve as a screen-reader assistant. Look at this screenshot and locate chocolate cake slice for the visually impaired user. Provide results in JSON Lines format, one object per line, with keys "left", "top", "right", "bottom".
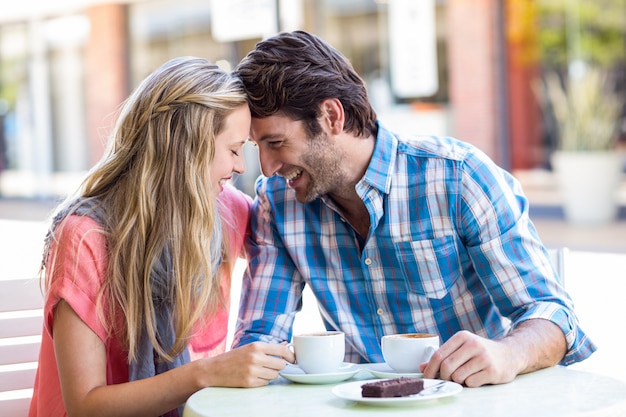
{"left": 361, "top": 377, "right": 425, "bottom": 398}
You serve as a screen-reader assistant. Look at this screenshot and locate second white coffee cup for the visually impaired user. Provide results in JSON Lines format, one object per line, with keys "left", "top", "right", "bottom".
{"left": 290, "top": 331, "right": 345, "bottom": 374}
{"left": 381, "top": 333, "right": 439, "bottom": 373}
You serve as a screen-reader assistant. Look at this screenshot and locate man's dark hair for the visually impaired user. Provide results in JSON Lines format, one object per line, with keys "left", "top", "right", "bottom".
{"left": 234, "top": 30, "right": 377, "bottom": 138}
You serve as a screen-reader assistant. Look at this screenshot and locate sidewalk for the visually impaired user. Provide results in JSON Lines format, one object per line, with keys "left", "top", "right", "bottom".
{"left": 532, "top": 218, "right": 626, "bottom": 253}
{"left": 0, "top": 197, "right": 58, "bottom": 222}
{"left": 1, "top": 192, "right": 625, "bottom": 254}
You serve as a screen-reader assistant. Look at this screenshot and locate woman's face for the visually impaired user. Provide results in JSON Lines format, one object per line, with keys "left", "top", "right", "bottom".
{"left": 209, "top": 104, "right": 251, "bottom": 196}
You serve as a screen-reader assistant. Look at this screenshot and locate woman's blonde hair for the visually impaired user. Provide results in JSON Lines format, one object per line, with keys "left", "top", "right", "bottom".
{"left": 45, "top": 57, "right": 248, "bottom": 362}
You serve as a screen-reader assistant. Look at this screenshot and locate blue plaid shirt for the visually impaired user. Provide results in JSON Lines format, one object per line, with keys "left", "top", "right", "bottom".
{"left": 235, "top": 123, "right": 596, "bottom": 366}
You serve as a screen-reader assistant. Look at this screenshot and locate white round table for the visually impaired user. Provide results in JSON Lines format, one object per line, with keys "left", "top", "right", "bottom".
{"left": 183, "top": 365, "right": 626, "bottom": 417}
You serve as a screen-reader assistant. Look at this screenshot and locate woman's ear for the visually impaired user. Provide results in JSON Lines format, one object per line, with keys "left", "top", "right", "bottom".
{"left": 320, "top": 98, "right": 344, "bottom": 135}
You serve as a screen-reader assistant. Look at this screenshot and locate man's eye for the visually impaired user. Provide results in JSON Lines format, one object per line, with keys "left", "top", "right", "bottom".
{"left": 268, "top": 140, "right": 283, "bottom": 148}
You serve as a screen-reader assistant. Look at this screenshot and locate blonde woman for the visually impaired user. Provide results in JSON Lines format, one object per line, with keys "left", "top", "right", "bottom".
{"left": 29, "top": 57, "right": 294, "bottom": 417}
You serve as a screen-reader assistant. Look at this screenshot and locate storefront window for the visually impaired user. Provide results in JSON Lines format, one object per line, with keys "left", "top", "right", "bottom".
{"left": 0, "top": 23, "right": 28, "bottom": 175}
{"left": 536, "top": 0, "right": 626, "bottom": 150}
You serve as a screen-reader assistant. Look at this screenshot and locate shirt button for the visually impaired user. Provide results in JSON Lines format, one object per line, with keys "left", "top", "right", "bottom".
{"left": 377, "top": 308, "right": 384, "bottom": 315}
{"left": 364, "top": 258, "right": 372, "bottom": 265}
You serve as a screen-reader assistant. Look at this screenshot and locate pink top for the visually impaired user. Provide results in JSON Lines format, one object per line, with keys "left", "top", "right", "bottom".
{"left": 28, "top": 185, "right": 251, "bottom": 417}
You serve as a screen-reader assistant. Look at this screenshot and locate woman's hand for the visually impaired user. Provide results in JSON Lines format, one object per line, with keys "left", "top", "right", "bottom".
{"left": 198, "top": 342, "right": 296, "bottom": 388}
{"left": 54, "top": 299, "right": 296, "bottom": 417}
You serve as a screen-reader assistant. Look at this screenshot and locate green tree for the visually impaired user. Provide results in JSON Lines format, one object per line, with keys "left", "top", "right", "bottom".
{"left": 538, "top": 0, "right": 626, "bottom": 69}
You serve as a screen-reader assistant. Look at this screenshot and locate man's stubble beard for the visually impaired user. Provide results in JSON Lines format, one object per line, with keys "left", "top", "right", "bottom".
{"left": 298, "top": 131, "right": 347, "bottom": 204}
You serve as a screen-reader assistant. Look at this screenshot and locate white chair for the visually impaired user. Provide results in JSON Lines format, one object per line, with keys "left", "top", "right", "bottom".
{"left": 547, "top": 247, "right": 568, "bottom": 284}
{"left": 0, "top": 278, "right": 43, "bottom": 417}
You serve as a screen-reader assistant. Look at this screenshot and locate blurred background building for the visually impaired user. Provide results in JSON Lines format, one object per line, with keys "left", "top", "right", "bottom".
{"left": 0, "top": 0, "right": 624, "bottom": 204}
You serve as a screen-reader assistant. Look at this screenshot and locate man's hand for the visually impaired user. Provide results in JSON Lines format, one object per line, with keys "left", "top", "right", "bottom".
{"left": 421, "top": 319, "right": 567, "bottom": 387}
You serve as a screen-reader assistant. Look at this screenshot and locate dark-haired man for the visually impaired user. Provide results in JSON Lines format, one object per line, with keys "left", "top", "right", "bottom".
{"left": 233, "top": 30, "right": 595, "bottom": 387}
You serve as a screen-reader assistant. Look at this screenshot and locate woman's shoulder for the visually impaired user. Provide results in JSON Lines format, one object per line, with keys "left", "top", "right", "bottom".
{"left": 218, "top": 184, "right": 252, "bottom": 215}
{"left": 217, "top": 184, "right": 252, "bottom": 255}
{"left": 60, "top": 212, "right": 103, "bottom": 229}
{"left": 55, "top": 214, "right": 106, "bottom": 248}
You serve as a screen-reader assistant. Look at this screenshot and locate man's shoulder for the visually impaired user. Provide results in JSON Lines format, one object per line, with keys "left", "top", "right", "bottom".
{"left": 394, "top": 133, "right": 475, "bottom": 162}
{"left": 252, "top": 175, "right": 321, "bottom": 221}
{"left": 254, "top": 174, "right": 292, "bottom": 200}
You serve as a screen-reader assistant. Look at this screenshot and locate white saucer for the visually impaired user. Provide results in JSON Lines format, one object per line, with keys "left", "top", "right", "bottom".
{"left": 332, "top": 378, "right": 462, "bottom": 407}
{"left": 366, "top": 363, "right": 423, "bottom": 379}
{"left": 279, "top": 363, "right": 360, "bottom": 384}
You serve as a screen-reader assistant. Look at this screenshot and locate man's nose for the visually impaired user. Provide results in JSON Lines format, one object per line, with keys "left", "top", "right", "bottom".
{"left": 258, "top": 148, "right": 281, "bottom": 177}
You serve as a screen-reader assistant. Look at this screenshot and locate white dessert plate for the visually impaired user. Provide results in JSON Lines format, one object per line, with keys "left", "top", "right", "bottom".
{"left": 332, "top": 378, "right": 462, "bottom": 407}
{"left": 366, "top": 362, "right": 424, "bottom": 379}
{"left": 279, "top": 363, "right": 360, "bottom": 384}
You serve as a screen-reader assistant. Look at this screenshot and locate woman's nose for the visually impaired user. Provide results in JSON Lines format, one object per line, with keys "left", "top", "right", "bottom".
{"left": 234, "top": 152, "right": 246, "bottom": 174}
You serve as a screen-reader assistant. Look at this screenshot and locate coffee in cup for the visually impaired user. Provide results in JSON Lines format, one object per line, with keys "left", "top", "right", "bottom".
{"left": 381, "top": 333, "right": 439, "bottom": 373}
{"left": 290, "top": 331, "right": 345, "bottom": 374}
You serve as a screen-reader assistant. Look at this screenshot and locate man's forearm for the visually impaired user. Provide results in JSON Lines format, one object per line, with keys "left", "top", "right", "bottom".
{"left": 504, "top": 318, "right": 567, "bottom": 375}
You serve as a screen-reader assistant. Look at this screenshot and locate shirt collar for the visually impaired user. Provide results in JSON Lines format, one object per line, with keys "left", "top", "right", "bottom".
{"left": 360, "top": 121, "right": 397, "bottom": 195}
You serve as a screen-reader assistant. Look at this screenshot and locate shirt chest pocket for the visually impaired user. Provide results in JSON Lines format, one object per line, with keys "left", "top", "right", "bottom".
{"left": 394, "top": 235, "right": 460, "bottom": 299}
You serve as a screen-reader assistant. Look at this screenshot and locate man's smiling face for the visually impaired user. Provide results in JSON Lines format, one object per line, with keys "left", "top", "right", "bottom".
{"left": 249, "top": 114, "right": 347, "bottom": 203}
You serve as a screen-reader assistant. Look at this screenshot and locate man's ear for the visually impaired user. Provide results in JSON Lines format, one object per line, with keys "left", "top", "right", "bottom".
{"left": 320, "top": 98, "right": 344, "bottom": 135}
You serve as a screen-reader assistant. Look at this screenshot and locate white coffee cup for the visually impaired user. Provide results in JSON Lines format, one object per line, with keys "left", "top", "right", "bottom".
{"left": 381, "top": 333, "right": 439, "bottom": 373}
{"left": 290, "top": 331, "right": 345, "bottom": 374}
